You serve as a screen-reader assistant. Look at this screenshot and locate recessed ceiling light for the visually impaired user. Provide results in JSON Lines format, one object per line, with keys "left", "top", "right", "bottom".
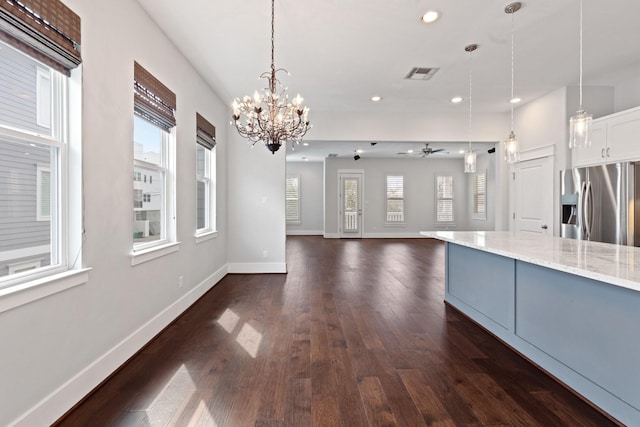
{"left": 302, "top": 157, "right": 308, "bottom": 161}
{"left": 421, "top": 10, "right": 440, "bottom": 24}
{"left": 458, "top": 150, "right": 465, "bottom": 154}
{"left": 408, "top": 150, "right": 414, "bottom": 154}
{"left": 510, "top": 97, "right": 522, "bottom": 103}
{"left": 356, "top": 149, "right": 364, "bottom": 154}
{"left": 371, "top": 96, "right": 382, "bottom": 102}
{"left": 451, "top": 96, "right": 463, "bottom": 103}
{"left": 303, "top": 142, "right": 309, "bottom": 146}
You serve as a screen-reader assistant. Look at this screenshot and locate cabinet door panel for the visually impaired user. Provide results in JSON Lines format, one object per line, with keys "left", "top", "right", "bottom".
{"left": 607, "top": 108, "right": 640, "bottom": 162}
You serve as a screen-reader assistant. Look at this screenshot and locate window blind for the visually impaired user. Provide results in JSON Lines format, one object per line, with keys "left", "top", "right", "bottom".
{"left": 474, "top": 173, "right": 486, "bottom": 215}
{"left": 436, "top": 175, "right": 454, "bottom": 222}
{"left": 386, "top": 175, "right": 404, "bottom": 222}
{"left": 196, "top": 113, "right": 216, "bottom": 150}
{"left": 134, "top": 61, "right": 176, "bottom": 131}
{"left": 285, "top": 176, "right": 300, "bottom": 223}
{"left": 0, "top": 0, "right": 81, "bottom": 75}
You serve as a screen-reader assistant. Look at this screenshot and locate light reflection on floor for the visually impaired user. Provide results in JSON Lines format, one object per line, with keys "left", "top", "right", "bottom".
{"left": 216, "top": 307, "right": 263, "bottom": 358}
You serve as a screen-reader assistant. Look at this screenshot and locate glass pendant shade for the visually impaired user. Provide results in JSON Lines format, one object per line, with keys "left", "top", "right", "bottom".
{"left": 504, "top": 131, "right": 520, "bottom": 163}
{"left": 464, "top": 148, "right": 476, "bottom": 173}
{"left": 569, "top": 109, "right": 592, "bottom": 148}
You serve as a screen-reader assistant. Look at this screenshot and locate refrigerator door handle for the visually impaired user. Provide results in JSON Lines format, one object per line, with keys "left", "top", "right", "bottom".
{"left": 578, "top": 181, "right": 586, "bottom": 238}
{"left": 585, "top": 181, "right": 594, "bottom": 239}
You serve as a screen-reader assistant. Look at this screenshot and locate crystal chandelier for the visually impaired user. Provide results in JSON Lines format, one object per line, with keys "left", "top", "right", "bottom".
{"left": 464, "top": 43, "right": 477, "bottom": 173}
{"left": 231, "top": 0, "right": 311, "bottom": 154}
{"left": 504, "top": 3, "right": 521, "bottom": 164}
{"left": 569, "top": 0, "right": 592, "bottom": 149}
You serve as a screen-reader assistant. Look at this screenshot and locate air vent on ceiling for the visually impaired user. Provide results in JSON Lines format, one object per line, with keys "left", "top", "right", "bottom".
{"left": 404, "top": 67, "right": 439, "bottom": 80}
{"left": 327, "top": 153, "right": 338, "bottom": 158}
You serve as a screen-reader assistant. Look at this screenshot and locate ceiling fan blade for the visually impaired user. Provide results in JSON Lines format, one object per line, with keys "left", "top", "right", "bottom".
{"left": 431, "top": 148, "right": 445, "bottom": 153}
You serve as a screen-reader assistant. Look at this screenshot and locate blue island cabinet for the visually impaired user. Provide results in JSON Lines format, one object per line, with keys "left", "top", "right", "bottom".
{"left": 444, "top": 242, "right": 640, "bottom": 426}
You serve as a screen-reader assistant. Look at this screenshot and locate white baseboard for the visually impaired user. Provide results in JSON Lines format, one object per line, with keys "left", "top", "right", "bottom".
{"left": 323, "top": 233, "right": 339, "bottom": 238}
{"left": 11, "top": 264, "right": 228, "bottom": 427}
{"left": 227, "top": 262, "right": 287, "bottom": 274}
{"left": 286, "top": 230, "right": 323, "bottom": 236}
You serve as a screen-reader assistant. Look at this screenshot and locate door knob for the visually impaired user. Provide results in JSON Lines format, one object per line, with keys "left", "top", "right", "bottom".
{"left": 541, "top": 225, "right": 548, "bottom": 230}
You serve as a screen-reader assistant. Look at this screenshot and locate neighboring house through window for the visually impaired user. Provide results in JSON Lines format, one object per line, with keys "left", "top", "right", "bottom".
{"left": 436, "top": 175, "right": 454, "bottom": 223}
{"left": 386, "top": 175, "right": 404, "bottom": 222}
{"left": 286, "top": 175, "right": 301, "bottom": 224}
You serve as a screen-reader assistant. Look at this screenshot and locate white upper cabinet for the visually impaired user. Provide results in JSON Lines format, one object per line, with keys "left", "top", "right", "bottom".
{"left": 572, "top": 106, "right": 640, "bottom": 167}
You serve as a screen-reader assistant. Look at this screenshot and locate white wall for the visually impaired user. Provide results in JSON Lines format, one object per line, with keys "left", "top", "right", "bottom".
{"left": 0, "top": 1, "right": 229, "bottom": 425}
{"left": 323, "top": 157, "right": 489, "bottom": 237}
{"left": 286, "top": 161, "right": 324, "bottom": 235}
{"left": 612, "top": 65, "right": 640, "bottom": 112}
{"left": 226, "top": 133, "right": 286, "bottom": 273}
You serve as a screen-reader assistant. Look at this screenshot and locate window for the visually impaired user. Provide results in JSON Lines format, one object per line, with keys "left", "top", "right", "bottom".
{"left": 286, "top": 176, "right": 301, "bottom": 224}
{"left": 386, "top": 175, "right": 404, "bottom": 222}
{"left": 132, "top": 62, "right": 176, "bottom": 251}
{"left": 0, "top": 0, "right": 84, "bottom": 299}
{"left": 195, "top": 113, "right": 216, "bottom": 236}
{"left": 436, "top": 175, "right": 454, "bottom": 223}
{"left": 133, "top": 116, "right": 169, "bottom": 246}
{"left": 0, "top": 49, "right": 77, "bottom": 285}
{"left": 473, "top": 172, "right": 487, "bottom": 219}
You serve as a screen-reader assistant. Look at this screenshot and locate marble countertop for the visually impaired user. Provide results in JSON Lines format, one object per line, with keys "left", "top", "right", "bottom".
{"left": 420, "top": 231, "right": 640, "bottom": 292}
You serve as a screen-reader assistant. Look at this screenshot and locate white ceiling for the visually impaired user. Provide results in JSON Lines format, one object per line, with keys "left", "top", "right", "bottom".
{"left": 136, "top": 0, "right": 640, "bottom": 161}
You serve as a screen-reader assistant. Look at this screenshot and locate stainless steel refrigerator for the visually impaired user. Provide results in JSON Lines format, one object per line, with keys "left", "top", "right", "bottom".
{"left": 560, "top": 163, "right": 638, "bottom": 245}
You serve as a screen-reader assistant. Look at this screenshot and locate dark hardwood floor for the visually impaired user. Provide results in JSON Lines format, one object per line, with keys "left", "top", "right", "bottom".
{"left": 57, "top": 237, "right": 618, "bottom": 426}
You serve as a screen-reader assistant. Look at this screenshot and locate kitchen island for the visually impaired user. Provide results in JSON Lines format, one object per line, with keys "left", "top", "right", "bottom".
{"left": 421, "top": 231, "right": 640, "bottom": 426}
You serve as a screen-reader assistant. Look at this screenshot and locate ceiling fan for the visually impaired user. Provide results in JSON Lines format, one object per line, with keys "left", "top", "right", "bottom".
{"left": 398, "top": 143, "right": 446, "bottom": 158}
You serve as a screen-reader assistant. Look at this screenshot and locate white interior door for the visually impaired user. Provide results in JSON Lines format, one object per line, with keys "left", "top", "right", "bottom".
{"left": 513, "top": 156, "right": 554, "bottom": 235}
{"left": 339, "top": 173, "right": 363, "bottom": 238}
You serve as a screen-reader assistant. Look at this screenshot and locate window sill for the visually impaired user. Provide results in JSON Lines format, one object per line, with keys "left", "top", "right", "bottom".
{"left": 195, "top": 230, "right": 218, "bottom": 244}
{"left": 130, "top": 241, "right": 181, "bottom": 266}
{"left": 0, "top": 268, "right": 92, "bottom": 314}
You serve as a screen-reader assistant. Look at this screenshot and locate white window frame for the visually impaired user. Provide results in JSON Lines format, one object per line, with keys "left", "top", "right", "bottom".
{"left": 7, "top": 258, "right": 43, "bottom": 275}
{"left": 286, "top": 175, "right": 301, "bottom": 225}
{"left": 195, "top": 143, "right": 216, "bottom": 239}
{"left": 473, "top": 171, "right": 487, "bottom": 220}
{"left": 36, "top": 163, "right": 51, "bottom": 221}
{"left": 132, "top": 119, "right": 175, "bottom": 255}
{"left": 36, "top": 67, "right": 52, "bottom": 129}
{"left": 435, "top": 175, "right": 455, "bottom": 224}
{"left": 0, "top": 41, "right": 88, "bottom": 307}
{"left": 385, "top": 174, "right": 405, "bottom": 223}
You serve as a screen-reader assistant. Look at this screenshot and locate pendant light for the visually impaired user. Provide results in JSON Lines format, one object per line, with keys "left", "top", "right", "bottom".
{"left": 504, "top": 2, "right": 521, "bottom": 163}
{"left": 569, "top": 0, "right": 592, "bottom": 149}
{"left": 464, "top": 43, "right": 478, "bottom": 173}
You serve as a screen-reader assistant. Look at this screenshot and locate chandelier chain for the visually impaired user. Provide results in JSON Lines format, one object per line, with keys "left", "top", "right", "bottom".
{"left": 271, "top": 0, "right": 275, "bottom": 75}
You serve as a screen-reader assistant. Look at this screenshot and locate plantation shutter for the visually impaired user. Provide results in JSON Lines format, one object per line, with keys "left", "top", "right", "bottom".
{"left": 40, "top": 169, "right": 50, "bottom": 218}
{"left": 196, "top": 113, "right": 216, "bottom": 150}
{"left": 386, "top": 175, "right": 404, "bottom": 222}
{"left": 285, "top": 176, "right": 300, "bottom": 223}
{"left": 0, "top": 0, "right": 82, "bottom": 75}
{"left": 134, "top": 61, "right": 176, "bottom": 131}
{"left": 436, "top": 175, "right": 454, "bottom": 222}
{"left": 474, "top": 173, "right": 486, "bottom": 215}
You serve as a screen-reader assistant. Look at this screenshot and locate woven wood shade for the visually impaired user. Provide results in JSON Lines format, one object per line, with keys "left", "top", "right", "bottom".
{"left": 196, "top": 113, "right": 216, "bottom": 150}
{"left": 0, "top": 0, "right": 81, "bottom": 75}
{"left": 134, "top": 61, "right": 176, "bottom": 131}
